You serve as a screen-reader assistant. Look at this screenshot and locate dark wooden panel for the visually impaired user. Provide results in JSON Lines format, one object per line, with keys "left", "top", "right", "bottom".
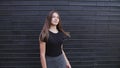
{"left": 0, "top": 0, "right": 120, "bottom": 68}
{"left": 0, "top": 1, "right": 69, "bottom": 6}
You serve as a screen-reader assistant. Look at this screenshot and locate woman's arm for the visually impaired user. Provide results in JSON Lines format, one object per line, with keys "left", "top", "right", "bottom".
{"left": 61, "top": 45, "right": 71, "bottom": 68}
{"left": 40, "top": 41, "right": 47, "bottom": 68}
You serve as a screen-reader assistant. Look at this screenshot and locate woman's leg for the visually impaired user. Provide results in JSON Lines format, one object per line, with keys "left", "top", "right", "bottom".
{"left": 46, "top": 56, "right": 57, "bottom": 68}
{"left": 56, "top": 54, "right": 66, "bottom": 68}
{"left": 46, "top": 54, "right": 66, "bottom": 68}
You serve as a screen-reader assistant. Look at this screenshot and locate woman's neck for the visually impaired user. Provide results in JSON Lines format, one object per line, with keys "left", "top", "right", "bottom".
{"left": 49, "top": 25, "right": 58, "bottom": 32}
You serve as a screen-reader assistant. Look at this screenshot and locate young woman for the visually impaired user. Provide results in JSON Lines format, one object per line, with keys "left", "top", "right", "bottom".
{"left": 39, "top": 10, "right": 71, "bottom": 68}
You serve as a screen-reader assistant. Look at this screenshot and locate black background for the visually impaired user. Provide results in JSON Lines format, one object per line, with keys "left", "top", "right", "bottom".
{"left": 0, "top": 0, "right": 120, "bottom": 68}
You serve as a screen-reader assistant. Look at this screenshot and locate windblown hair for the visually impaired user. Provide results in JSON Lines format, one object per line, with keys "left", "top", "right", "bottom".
{"left": 39, "top": 10, "right": 70, "bottom": 42}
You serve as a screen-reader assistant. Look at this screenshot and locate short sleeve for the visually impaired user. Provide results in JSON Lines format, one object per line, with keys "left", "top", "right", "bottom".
{"left": 39, "top": 35, "right": 47, "bottom": 42}
{"left": 41, "top": 37, "right": 47, "bottom": 42}
{"left": 62, "top": 33, "right": 69, "bottom": 41}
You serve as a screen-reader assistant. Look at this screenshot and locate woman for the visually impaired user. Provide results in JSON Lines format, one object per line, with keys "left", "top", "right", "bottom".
{"left": 39, "top": 10, "right": 71, "bottom": 68}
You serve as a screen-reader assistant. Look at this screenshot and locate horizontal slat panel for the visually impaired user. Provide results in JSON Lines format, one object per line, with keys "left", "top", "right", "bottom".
{"left": 0, "top": 0, "right": 120, "bottom": 68}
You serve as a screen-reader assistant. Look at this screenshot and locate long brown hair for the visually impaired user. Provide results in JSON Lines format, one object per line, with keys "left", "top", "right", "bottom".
{"left": 39, "top": 10, "right": 70, "bottom": 42}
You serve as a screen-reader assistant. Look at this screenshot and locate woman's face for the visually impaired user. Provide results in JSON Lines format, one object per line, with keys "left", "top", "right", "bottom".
{"left": 51, "top": 12, "right": 59, "bottom": 26}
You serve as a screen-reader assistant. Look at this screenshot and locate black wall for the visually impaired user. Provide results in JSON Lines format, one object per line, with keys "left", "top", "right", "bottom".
{"left": 0, "top": 0, "right": 120, "bottom": 68}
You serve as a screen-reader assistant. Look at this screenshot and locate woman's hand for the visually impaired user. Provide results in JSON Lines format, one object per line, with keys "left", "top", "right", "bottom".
{"left": 66, "top": 62, "right": 71, "bottom": 68}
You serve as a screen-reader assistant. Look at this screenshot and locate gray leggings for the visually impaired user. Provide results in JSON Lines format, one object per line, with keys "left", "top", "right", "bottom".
{"left": 46, "top": 54, "right": 66, "bottom": 68}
